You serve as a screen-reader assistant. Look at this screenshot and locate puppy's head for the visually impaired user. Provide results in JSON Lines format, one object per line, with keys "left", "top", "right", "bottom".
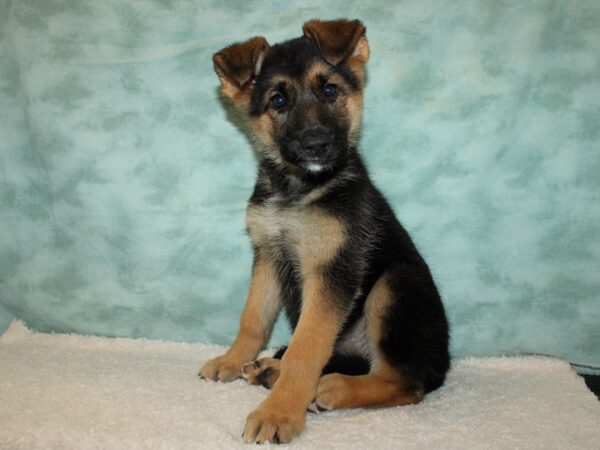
{"left": 213, "top": 19, "right": 369, "bottom": 176}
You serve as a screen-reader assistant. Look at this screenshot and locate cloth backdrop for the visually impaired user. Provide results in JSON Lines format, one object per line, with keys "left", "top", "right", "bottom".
{"left": 1, "top": 0, "right": 599, "bottom": 368}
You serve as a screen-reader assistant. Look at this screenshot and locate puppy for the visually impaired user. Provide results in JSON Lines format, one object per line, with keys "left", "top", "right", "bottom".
{"left": 199, "top": 19, "right": 450, "bottom": 444}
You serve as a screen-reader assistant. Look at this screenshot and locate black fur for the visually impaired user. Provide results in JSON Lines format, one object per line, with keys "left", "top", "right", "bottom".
{"left": 274, "top": 346, "right": 370, "bottom": 377}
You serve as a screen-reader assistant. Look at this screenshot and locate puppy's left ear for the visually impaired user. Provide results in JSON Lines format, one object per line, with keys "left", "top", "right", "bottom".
{"left": 302, "top": 19, "right": 369, "bottom": 67}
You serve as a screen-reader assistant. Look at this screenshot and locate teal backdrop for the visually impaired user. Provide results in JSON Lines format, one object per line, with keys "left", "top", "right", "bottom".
{"left": 1, "top": 0, "right": 599, "bottom": 367}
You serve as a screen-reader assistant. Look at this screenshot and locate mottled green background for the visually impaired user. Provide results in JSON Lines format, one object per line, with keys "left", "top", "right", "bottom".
{"left": 1, "top": 0, "right": 599, "bottom": 366}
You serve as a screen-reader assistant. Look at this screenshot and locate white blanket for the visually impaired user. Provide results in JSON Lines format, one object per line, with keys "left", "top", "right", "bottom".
{"left": 1, "top": 321, "right": 598, "bottom": 449}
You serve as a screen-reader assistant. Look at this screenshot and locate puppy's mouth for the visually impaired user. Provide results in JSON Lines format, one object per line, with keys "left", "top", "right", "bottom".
{"left": 280, "top": 147, "right": 336, "bottom": 174}
{"left": 300, "top": 158, "right": 333, "bottom": 173}
{"left": 277, "top": 136, "right": 342, "bottom": 176}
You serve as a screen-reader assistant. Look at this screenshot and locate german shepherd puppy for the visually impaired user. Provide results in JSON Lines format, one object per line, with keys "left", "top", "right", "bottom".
{"left": 199, "top": 19, "right": 450, "bottom": 444}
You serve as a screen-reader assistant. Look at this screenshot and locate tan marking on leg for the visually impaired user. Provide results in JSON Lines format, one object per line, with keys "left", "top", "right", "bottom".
{"left": 199, "top": 256, "right": 280, "bottom": 381}
{"left": 313, "top": 366, "right": 423, "bottom": 410}
{"left": 364, "top": 271, "right": 394, "bottom": 368}
{"left": 310, "top": 272, "right": 423, "bottom": 411}
{"left": 277, "top": 275, "right": 344, "bottom": 397}
{"left": 242, "top": 276, "right": 345, "bottom": 443}
{"left": 231, "top": 256, "right": 281, "bottom": 358}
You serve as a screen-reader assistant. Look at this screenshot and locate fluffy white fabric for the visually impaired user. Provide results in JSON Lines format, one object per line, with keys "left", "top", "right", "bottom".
{"left": 1, "top": 321, "right": 598, "bottom": 449}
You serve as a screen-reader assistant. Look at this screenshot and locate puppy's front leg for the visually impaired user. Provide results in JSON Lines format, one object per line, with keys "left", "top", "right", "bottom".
{"left": 242, "top": 276, "right": 344, "bottom": 443}
{"left": 199, "top": 255, "right": 280, "bottom": 382}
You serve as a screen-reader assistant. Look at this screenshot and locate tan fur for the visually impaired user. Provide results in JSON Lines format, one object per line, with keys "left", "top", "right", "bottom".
{"left": 297, "top": 211, "right": 346, "bottom": 276}
{"left": 305, "top": 60, "right": 334, "bottom": 84}
{"left": 249, "top": 109, "right": 301, "bottom": 177}
{"left": 347, "top": 36, "right": 369, "bottom": 83}
{"left": 345, "top": 91, "right": 364, "bottom": 144}
{"left": 365, "top": 271, "right": 393, "bottom": 367}
{"left": 276, "top": 281, "right": 342, "bottom": 400}
{"left": 198, "top": 257, "right": 280, "bottom": 381}
{"left": 242, "top": 357, "right": 281, "bottom": 388}
{"left": 314, "top": 367, "right": 424, "bottom": 410}
{"left": 310, "top": 272, "right": 424, "bottom": 410}
{"left": 243, "top": 278, "right": 345, "bottom": 443}
{"left": 220, "top": 82, "right": 251, "bottom": 106}
{"left": 250, "top": 113, "right": 277, "bottom": 149}
{"left": 233, "top": 258, "right": 281, "bottom": 357}
{"left": 247, "top": 204, "right": 346, "bottom": 278}
{"left": 306, "top": 64, "right": 358, "bottom": 90}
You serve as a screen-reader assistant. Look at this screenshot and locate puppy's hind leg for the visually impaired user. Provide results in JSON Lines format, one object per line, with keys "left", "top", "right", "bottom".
{"left": 311, "top": 368, "right": 424, "bottom": 411}
{"left": 242, "top": 357, "right": 281, "bottom": 389}
{"left": 312, "top": 270, "right": 443, "bottom": 411}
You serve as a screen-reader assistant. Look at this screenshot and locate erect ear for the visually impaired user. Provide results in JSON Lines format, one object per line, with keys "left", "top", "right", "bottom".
{"left": 212, "top": 36, "right": 270, "bottom": 105}
{"left": 302, "top": 19, "right": 369, "bottom": 67}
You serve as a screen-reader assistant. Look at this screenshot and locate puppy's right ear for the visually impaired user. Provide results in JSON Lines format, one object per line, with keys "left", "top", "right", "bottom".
{"left": 212, "top": 37, "right": 270, "bottom": 107}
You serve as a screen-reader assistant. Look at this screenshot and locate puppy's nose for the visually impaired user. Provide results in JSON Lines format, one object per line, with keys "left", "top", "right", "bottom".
{"left": 300, "top": 129, "right": 331, "bottom": 156}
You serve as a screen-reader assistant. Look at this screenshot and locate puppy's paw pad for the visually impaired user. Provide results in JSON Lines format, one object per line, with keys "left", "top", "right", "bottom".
{"left": 242, "top": 357, "right": 280, "bottom": 388}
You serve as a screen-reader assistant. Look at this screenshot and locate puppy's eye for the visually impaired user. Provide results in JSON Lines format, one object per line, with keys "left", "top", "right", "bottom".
{"left": 271, "top": 93, "right": 286, "bottom": 108}
{"left": 323, "top": 83, "right": 338, "bottom": 97}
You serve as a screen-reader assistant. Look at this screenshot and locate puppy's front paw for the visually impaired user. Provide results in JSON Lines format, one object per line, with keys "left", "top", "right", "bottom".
{"left": 198, "top": 355, "right": 243, "bottom": 382}
{"left": 242, "top": 401, "right": 305, "bottom": 444}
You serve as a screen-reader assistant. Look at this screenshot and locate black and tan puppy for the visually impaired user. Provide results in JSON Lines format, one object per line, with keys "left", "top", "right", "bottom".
{"left": 199, "top": 19, "right": 450, "bottom": 444}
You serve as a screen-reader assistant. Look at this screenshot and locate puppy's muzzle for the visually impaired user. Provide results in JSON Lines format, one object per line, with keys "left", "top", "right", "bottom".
{"left": 299, "top": 127, "right": 332, "bottom": 158}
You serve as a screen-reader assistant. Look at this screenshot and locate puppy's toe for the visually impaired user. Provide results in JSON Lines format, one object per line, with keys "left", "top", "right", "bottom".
{"left": 241, "top": 357, "right": 281, "bottom": 389}
{"left": 242, "top": 402, "right": 305, "bottom": 444}
{"left": 312, "top": 373, "right": 351, "bottom": 411}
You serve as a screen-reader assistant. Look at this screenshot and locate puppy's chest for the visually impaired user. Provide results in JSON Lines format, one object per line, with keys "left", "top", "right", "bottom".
{"left": 246, "top": 203, "right": 345, "bottom": 272}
